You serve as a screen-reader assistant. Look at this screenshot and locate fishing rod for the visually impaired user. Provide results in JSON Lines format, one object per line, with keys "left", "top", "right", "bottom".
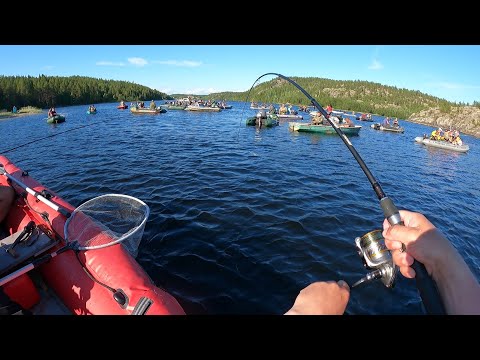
{"left": 251, "top": 73, "right": 445, "bottom": 314}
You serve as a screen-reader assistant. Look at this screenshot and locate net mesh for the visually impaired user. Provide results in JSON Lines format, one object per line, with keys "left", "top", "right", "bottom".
{"left": 64, "top": 194, "right": 150, "bottom": 257}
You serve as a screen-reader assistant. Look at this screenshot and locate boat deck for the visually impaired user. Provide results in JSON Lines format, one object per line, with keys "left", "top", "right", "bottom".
{"left": 30, "top": 271, "right": 71, "bottom": 315}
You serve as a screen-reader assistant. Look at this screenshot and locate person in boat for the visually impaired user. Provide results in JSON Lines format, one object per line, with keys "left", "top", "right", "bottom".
{"left": 47, "top": 107, "right": 57, "bottom": 118}
{"left": 393, "top": 118, "right": 399, "bottom": 127}
{"left": 255, "top": 110, "right": 267, "bottom": 128}
{"left": 149, "top": 100, "right": 157, "bottom": 110}
{"left": 311, "top": 113, "right": 323, "bottom": 125}
{"left": 268, "top": 104, "right": 277, "bottom": 114}
{"left": 343, "top": 117, "right": 354, "bottom": 127}
{"left": 285, "top": 210, "right": 480, "bottom": 315}
{"left": 451, "top": 135, "right": 463, "bottom": 146}
{"left": 326, "top": 104, "right": 333, "bottom": 115}
{"left": 89, "top": 105, "right": 96, "bottom": 112}
{"left": 383, "top": 117, "right": 391, "bottom": 127}
{"left": 430, "top": 128, "right": 443, "bottom": 141}
{"left": 120, "top": 100, "right": 125, "bottom": 107}
{"left": 279, "top": 104, "right": 287, "bottom": 115}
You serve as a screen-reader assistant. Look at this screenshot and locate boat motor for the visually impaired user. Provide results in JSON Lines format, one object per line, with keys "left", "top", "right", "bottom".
{"left": 352, "top": 230, "right": 397, "bottom": 289}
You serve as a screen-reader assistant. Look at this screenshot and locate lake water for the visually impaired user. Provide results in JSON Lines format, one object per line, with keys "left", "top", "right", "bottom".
{"left": 1, "top": 101, "right": 479, "bottom": 314}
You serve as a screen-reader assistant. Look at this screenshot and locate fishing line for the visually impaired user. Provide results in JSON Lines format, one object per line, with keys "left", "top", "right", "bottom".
{"left": 243, "top": 72, "right": 445, "bottom": 314}
{"left": 236, "top": 77, "right": 272, "bottom": 141}
{"left": 1, "top": 121, "right": 101, "bottom": 155}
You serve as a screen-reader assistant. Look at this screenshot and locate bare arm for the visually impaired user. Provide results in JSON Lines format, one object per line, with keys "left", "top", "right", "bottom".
{"left": 383, "top": 210, "right": 480, "bottom": 315}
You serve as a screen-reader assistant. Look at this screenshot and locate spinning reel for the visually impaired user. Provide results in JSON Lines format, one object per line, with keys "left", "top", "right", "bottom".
{"left": 352, "top": 230, "right": 398, "bottom": 289}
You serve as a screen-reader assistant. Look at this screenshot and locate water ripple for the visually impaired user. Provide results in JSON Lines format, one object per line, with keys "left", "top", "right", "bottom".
{"left": 2, "top": 101, "right": 479, "bottom": 315}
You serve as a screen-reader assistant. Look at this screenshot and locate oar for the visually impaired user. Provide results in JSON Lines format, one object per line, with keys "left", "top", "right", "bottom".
{"left": 0, "top": 165, "right": 71, "bottom": 218}
{"left": 250, "top": 73, "right": 446, "bottom": 315}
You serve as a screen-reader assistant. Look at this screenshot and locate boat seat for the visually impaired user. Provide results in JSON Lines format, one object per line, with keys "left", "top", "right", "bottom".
{"left": 0, "top": 226, "right": 58, "bottom": 276}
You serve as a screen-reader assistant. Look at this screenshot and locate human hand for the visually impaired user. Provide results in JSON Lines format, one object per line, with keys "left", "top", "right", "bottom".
{"left": 285, "top": 280, "right": 350, "bottom": 315}
{"left": 382, "top": 210, "right": 454, "bottom": 279}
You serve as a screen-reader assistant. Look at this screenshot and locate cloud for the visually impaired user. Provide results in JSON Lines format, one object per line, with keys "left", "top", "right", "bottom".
{"left": 96, "top": 61, "right": 126, "bottom": 66}
{"left": 152, "top": 60, "right": 202, "bottom": 67}
{"left": 427, "top": 82, "right": 480, "bottom": 90}
{"left": 185, "top": 87, "right": 218, "bottom": 95}
{"left": 157, "top": 87, "right": 173, "bottom": 94}
{"left": 128, "top": 57, "right": 148, "bottom": 66}
{"left": 368, "top": 59, "right": 383, "bottom": 70}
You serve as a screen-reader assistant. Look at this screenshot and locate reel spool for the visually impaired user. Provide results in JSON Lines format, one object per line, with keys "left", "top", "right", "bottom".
{"left": 353, "top": 230, "right": 398, "bottom": 289}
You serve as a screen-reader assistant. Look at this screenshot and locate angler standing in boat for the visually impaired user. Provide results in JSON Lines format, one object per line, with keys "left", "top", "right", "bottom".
{"left": 285, "top": 210, "right": 480, "bottom": 315}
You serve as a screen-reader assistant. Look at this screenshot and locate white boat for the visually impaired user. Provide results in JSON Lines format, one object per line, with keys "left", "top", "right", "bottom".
{"left": 414, "top": 136, "right": 469, "bottom": 153}
{"left": 185, "top": 105, "right": 221, "bottom": 112}
{"left": 268, "top": 113, "right": 303, "bottom": 120}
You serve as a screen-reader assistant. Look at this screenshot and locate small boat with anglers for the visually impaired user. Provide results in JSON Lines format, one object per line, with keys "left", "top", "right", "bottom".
{"left": 289, "top": 122, "right": 362, "bottom": 135}
{"left": 185, "top": 105, "right": 221, "bottom": 112}
{"left": 117, "top": 101, "right": 128, "bottom": 109}
{"left": 371, "top": 123, "right": 404, "bottom": 133}
{"left": 246, "top": 113, "right": 279, "bottom": 127}
{"left": 414, "top": 136, "right": 469, "bottom": 153}
{"left": 130, "top": 106, "right": 166, "bottom": 114}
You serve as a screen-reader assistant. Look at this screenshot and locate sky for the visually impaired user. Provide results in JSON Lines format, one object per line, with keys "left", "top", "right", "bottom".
{"left": 1, "top": 45, "right": 480, "bottom": 104}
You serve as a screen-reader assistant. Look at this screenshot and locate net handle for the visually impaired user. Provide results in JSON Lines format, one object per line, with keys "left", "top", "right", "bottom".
{"left": 1, "top": 194, "right": 150, "bottom": 287}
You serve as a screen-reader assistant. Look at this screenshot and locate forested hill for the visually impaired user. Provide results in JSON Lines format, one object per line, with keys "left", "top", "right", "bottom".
{"left": 0, "top": 75, "right": 172, "bottom": 109}
{"left": 208, "top": 76, "right": 459, "bottom": 120}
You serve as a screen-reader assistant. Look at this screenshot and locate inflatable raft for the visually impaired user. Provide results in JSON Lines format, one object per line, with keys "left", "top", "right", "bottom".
{"left": 414, "top": 136, "right": 469, "bottom": 153}
{"left": 0, "top": 155, "right": 185, "bottom": 315}
{"left": 46, "top": 115, "right": 65, "bottom": 124}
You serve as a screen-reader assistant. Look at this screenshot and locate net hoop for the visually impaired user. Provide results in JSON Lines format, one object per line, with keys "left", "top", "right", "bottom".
{"left": 63, "top": 193, "right": 150, "bottom": 252}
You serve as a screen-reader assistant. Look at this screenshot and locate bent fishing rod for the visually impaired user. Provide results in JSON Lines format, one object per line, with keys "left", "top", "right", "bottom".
{"left": 252, "top": 73, "right": 445, "bottom": 314}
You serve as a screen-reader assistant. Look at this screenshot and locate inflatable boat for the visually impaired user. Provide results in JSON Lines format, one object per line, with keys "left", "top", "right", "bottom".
{"left": 0, "top": 155, "right": 185, "bottom": 315}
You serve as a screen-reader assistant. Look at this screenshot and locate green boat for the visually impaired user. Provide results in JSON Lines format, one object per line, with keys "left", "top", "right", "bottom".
{"left": 46, "top": 115, "right": 66, "bottom": 124}
{"left": 246, "top": 115, "right": 279, "bottom": 127}
{"left": 130, "top": 106, "right": 166, "bottom": 114}
{"left": 289, "top": 122, "right": 362, "bottom": 135}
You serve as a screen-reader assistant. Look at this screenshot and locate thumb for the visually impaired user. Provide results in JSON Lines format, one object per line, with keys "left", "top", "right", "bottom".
{"left": 337, "top": 280, "right": 350, "bottom": 292}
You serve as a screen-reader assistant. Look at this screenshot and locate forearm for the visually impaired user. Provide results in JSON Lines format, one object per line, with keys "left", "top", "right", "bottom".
{"left": 432, "top": 250, "right": 480, "bottom": 315}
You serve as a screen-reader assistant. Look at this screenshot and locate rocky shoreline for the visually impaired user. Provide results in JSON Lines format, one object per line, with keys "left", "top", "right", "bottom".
{"left": 407, "top": 106, "right": 480, "bottom": 138}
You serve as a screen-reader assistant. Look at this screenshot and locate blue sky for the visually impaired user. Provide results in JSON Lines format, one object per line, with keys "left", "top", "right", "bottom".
{"left": 1, "top": 45, "right": 479, "bottom": 103}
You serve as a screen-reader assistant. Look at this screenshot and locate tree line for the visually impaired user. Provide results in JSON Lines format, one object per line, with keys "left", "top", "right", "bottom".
{"left": 205, "top": 76, "right": 463, "bottom": 120}
{"left": 0, "top": 75, "right": 173, "bottom": 110}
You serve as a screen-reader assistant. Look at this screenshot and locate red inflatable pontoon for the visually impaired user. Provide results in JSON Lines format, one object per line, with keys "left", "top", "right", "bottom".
{"left": 0, "top": 155, "right": 185, "bottom": 315}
